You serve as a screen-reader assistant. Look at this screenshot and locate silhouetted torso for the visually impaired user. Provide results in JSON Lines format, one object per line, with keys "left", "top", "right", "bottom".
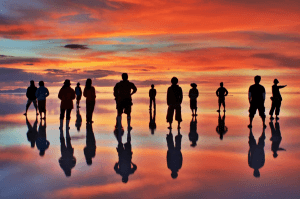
{"left": 114, "top": 80, "right": 137, "bottom": 104}
{"left": 272, "top": 85, "right": 282, "bottom": 101}
{"left": 58, "top": 86, "right": 76, "bottom": 109}
{"left": 167, "top": 85, "right": 183, "bottom": 106}
{"left": 26, "top": 86, "right": 37, "bottom": 100}
{"left": 249, "top": 84, "right": 265, "bottom": 103}
{"left": 216, "top": 87, "right": 228, "bottom": 99}
{"left": 149, "top": 88, "right": 156, "bottom": 99}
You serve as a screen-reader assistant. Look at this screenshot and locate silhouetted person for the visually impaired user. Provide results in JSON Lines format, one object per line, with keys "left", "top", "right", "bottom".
{"left": 149, "top": 109, "right": 157, "bottom": 135}
{"left": 269, "top": 121, "right": 285, "bottom": 158}
{"left": 114, "top": 73, "right": 137, "bottom": 130}
{"left": 26, "top": 115, "right": 38, "bottom": 148}
{"left": 189, "top": 83, "right": 199, "bottom": 116}
{"left": 216, "top": 82, "right": 228, "bottom": 112}
{"left": 58, "top": 80, "right": 76, "bottom": 131}
{"left": 59, "top": 128, "right": 76, "bottom": 177}
{"left": 75, "top": 108, "right": 82, "bottom": 132}
{"left": 248, "top": 76, "right": 266, "bottom": 128}
{"left": 24, "top": 80, "right": 38, "bottom": 116}
{"left": 189, "top": 115, "right": 198, "bottom": 147}
{"left": 269, "top": 79, "right": 287, "bottom": 120}
{"left": 35, "top": 81, "right": 49, "bottom": 119}
{"left": 75, "top": 82, "right": 82, "bottom": 108}
{"left": 149, "top": 84, "right": 156, "bottom": 110}
{"left": 166, "top": 77, "right": 183, "bottom": 129}
{"left": 84, "top": 78, "right": 96, "bottom": 124}
{"left": 248, "top": 127, "right": 265, "bottom": 178}
{"left": 166, "top": 128, "right": 182, "bottom": 179}
{"left": 114, "top": 127, "right": 137, "bottom": 183}
{"left": 84, "top": 123, "right": 96, "bottom": 166}
{"left": 36, "top": 118, "right": 49, "bottom": 157}
{"left": 216, "top": 112, "right": 228, "bottom": 140}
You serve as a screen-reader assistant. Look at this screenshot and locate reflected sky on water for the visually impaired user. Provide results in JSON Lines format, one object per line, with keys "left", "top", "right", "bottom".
{"left": 0, "top": 91, "right": 300, "bottom": 199}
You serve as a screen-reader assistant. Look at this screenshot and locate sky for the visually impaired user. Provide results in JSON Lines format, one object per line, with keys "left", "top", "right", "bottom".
{"left": 0, "top": 0, "right": 300, "bottom": 92}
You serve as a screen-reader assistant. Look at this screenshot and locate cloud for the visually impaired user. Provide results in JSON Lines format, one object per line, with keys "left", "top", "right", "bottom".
{"left": 252, "top": 53, "right": 300, "bottom": 68}
{"left": 63, "top": 44, "right": 89, "bottom": 50}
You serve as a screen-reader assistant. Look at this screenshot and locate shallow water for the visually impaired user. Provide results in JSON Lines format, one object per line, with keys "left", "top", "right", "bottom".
{"left": 0, "top": 91, "right": 300, "bottom": 199}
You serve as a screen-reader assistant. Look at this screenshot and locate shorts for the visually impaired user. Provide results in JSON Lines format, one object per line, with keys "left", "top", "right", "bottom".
{"left": 26, "top": 99, "right": 37, "bottom": 107}
{"left": 249, "top": 102, "right": 265, "bottom": 118}
{"left": 38, "top": 100, "right": 46, "bottom": 113}
{"left": 190, "top": 100, "right": 197, "bottom": 109}
{"left": 218, "top": 98, "right": 225, "bottom": 104}
{"left": 117, "top": 99, "right": 132, "bottom": 115}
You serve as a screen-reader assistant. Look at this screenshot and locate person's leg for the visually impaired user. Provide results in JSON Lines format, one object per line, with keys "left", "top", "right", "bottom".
{"left": 90, "top": 101, "right": 95, "bottom": 122}
{"left": 153, "top": 98, "right": 156, "bottom": 110}
{"left": 150, "top": 98, "right": 152, "bottom": 110}
{"left": 60, "top": 108, "right": 66, "bottom": 130}
{"left": 258, "top": 106, "right": 266, "bottom": 128}
{"left": 167, "top": 106, "right": 174, "bottom": 129}
{"left": 175, "top": 105, "right": 182, "bottom": 129}
{"left": 275, "top": 101, "right": 281, "bottom": 119}
{"left": 222, "top": 100, "right": 226, "bottom": 112}
{"left": 24, "top": 100, "right": 32, "bottom": 115}
{"left": 86, "top": 101, "right": 91, "bottom": 123}
{"left": 33, "top": 100, "right": 38, "bottom": 115}
{"left": 125, "top": 105, "right": 132, "bottom": 129}
{"left": 218, "top": 99, "right": 221, "bottom": 112}
{"left": 66, "top": 109, "right": 71, "bottom": 129}
{"left": 269, "top": 101, "right": 275, "bottom": 119}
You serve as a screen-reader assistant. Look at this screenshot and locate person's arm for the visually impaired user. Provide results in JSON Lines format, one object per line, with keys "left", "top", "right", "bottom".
{"left": 248, "top": 90, "right": 251, "bottom": 103}
{"left": 131, "top": 83, "right": 137, "bottom": 95}
{"left": 179, "top": 87, "right": 183, "bottom": 104}
{"left": 83, "top": 88, "right": 87, "bottom": 97}
{"left": 225, "top": 88, "right": 228, "bottom": 96}
{"left": 58, "top": 89, "right": 62, "bottom": 100}
{"left": 149, "top": 89, "right": 151, "bottom": 97}
{"left": 114, "top": 163, "right": 119, "bottom": 174}
{"left": 216, "top": 88, "right": 219, "bottom": 97}
{"left": 167, "top": 88, "right": 170, "bottom": 105}
{"left": 196, "top": 89, "right": 199, "bottom": 98}
{"left": 26, "top": 88, "right": 29, "bottom": 98}
{"left": 131, "top": 163, "right": 137, "bottom": 173}
{"left": 263, "top": 87, "right": 266, "bottom": 102}
{"left": 154, "top": 89, "right": 156, "bottom": 97}
{"left": 93, "top": 87, "right": 96, "bottom": 99}
{"left": 278, "top": 85, "right": 287, "bottom": 89}
{"left": 45, "top": 88, "right": 49, "bottom": 97}
{"left": 188, "top": 89, "right": 191, "bottom": 98}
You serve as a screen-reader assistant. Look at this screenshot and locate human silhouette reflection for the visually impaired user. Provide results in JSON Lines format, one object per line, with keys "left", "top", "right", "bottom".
{"left": 114, "top": 127, "right": 137, "bottom": 183}
{"left": 269, "top": 121, "right": 285, "bottom": 158}
{"left": 248, "top": 127, "right": 265, "bottom": 178}
{"left": 75, "top": 108, "right": 82, "bottom": 132}
{"left": 59, "top": 128, "right": 76, "bottom": 177}
{"left": 149, "top": 109, "right": 157, "bottom": 135}
{"left": 84, "top": 123, "right": 96, "bottom": 166}
{"left": 216, "top": 112, "right": 228, "bottom": 140}
{"left": 36, "top": 118, "right": 49, "bottom": 156}
{"left": 166, "top": 128, "right": 182, "bottom": 179}
{"left": 26, "top": 116, "right": 38, "bottom": 148}
{"left": 189, "top": 115, "right": 198, "bottom": 147}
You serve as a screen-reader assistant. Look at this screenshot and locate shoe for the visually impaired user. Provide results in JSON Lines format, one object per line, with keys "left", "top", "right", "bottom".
{"left": 36, "top": 112, "right": 39, "bottom": 115}
{"left": 276, "top": 116, "right": 279, "bottom": 120}
{"left": 223, "top": 110, "right": 226, "bottom": 112}
{"left": 248, "top": 124, "right": 252, "bottom": 128}
{"left": 167, "top": 126, "right": 172, "bottom": 130}
{"left": 263, "top": 124, "right": 267, "bottom": 129}
{"left": 195, "top": 114, "right": 198, "bottom": 116}
{"left": 177, "top": 126, "right": 181, "bottom": 129}
{"left": 217, "top": 110, "right": 220, "bottom": 112}
{"left": 23, "top": 113, "right": 27, "bottom": 116}
{"left": 270, "top": 116, "right": 274, "bottom": 120}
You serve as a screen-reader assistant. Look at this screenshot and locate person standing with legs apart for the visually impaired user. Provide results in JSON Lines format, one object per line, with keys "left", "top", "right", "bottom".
{"left": 35, "top": 81, "right": 49, "bottom": 119}
{"left": 269, "top": 79, "right": 287, "bottom": 120}
{"left": 149, "top": 84, "right": 156, "bottom": 110}
{"left": 189, "top": 83, "right": 199, "bottom": 116}
{"left": 58, "top": 80, "right": 75, "bottom": 131}
{"left": 24, "top": 80, "right": 39, "bottom": 116}
{"left": 84, "top": 78, "right": 96, "bottom": 124}
{"left": 75, "top": 82, "right": 82, "bottom": 108}
{"left": 114, "top": 73, "right": 137, "bottom": 131}
{"left": 166, "top": 77, "right": 183, "bottom": 129}
{"left": 248, "top": 75, "right": 266, "bottom": 128}
{"left": 216, "top": 82, "right": 228, "bottom": 112}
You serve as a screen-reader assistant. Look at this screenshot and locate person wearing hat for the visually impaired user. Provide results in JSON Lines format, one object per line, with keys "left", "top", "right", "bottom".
{"left": 216, "top": 82, "right": 228, "bottom": 112}
{"left": 58, "top": 79, "right": 76, "bottom": 131}
{"left": 75, "top": 82, "right": 82, "bottom": 108}
{"left": 35, "top": 81, "right": 49, "bottom": 119}
{"left": 84, "top": 78, "right": 96, "bottom": 124}
{"left": 269, "top": 79, "right": 287, "bottom": 120}
{"left": 189, "top": 83, "right": 199, "bottom": 116}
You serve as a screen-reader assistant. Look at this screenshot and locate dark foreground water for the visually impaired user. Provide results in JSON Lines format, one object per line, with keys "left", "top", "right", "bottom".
{"left": 0, "top": 92, "right": 299, "bottom": 199}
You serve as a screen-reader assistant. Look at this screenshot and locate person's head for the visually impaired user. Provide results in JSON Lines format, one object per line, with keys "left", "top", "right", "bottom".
{"left": 191, "top": 142, "right": 197, "bottom": 147}
{"left": 77, "top": 82, "right": 80, "bottom": 86}
{"left": 254, "top": 75, "right": 261, "bottom": 84}
{"left": 253, "top": 169, "right": 260, "bottom": 178}
{"left": 64, "top": 79, "right": 71, "bottom": 87}
{"left": 171, "top": 171, "right": 178, "bottom": 179}
{"left": 30, "top": 80, "right": 35, "bottom": 86}
{"left": 191, "top": 83, "right": 197, "bottom": 88}
{"left": 220, "top": 134, "right": 223, "bottom": 140}
{"left": 86, "top": 158, "right": 92, "bottom": 166}
{"left": 273, "top": 152, "right": 278, "bottom": 158}
{"left": 274, "top": 79, "right": 279, "bottom": 85}
{"left": 39, "top": 81, "right": 44, "bottom": 87}
{"left": 122, "top": 73, "right": 128, "bottom": 81}
{"left": 122, "top": 176, "right": 129, "bottom": 183}
{"left": 220, "top": 82, "right": 223, "bottom": 87}
{"left": 39, "top": 150, "right": 45, "bottom": 156}
{"left": 171, "top": 77, "right": 178, "bottom": 85}
{"left": 31, "top": 141, "right": 35, "bottom": 148}
{"left": 85, "top": 78, "right": 92, "bottom": 88}
{"left": 151, "top": 84, "right": 154, "bottom": 88}
{"left": 63, "top": 169, "right": 71, "bottom": 177}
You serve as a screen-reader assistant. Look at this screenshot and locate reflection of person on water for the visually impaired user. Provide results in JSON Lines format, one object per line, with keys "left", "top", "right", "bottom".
{"left": 216, "top": 112, "right": 228, "bottom": 140}
{"left": 149, "top": 109, "right": 157, "bottom": 135}
{"left": 189, "top": 115, "right": 198, "bottom": 147}
{"left": 75, "top": 108, "right": 82, "bottom": 132}
{"left": 269, "top": 121, "right": 286, "bottom": 158}
{"left": 167, "top": 128, "right": 183, "bottom": 179}
{"left": 84, "top": 123, "right": 96, "bottom": 166}
{"left": 248, "top": 127, "right": 265, "bottom": 178}
{"left": 114, "top": 128, "right": 137, "bottom": 183}
{"left": 36, "top": 118, "right": 50, "bottom": 156}
{"left": 26, "top": 115, "right": 38, "bottom": 148}
{"left": 59, "top": 129, "right": 76, "bottom": 177}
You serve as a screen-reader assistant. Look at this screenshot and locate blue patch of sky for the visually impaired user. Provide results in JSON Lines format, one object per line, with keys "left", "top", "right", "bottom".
{"left": 1, "top": 0, "right": 45, "bottom": 17}
{"left": 59, "top": 14, "right": 99, "bottom": 24}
